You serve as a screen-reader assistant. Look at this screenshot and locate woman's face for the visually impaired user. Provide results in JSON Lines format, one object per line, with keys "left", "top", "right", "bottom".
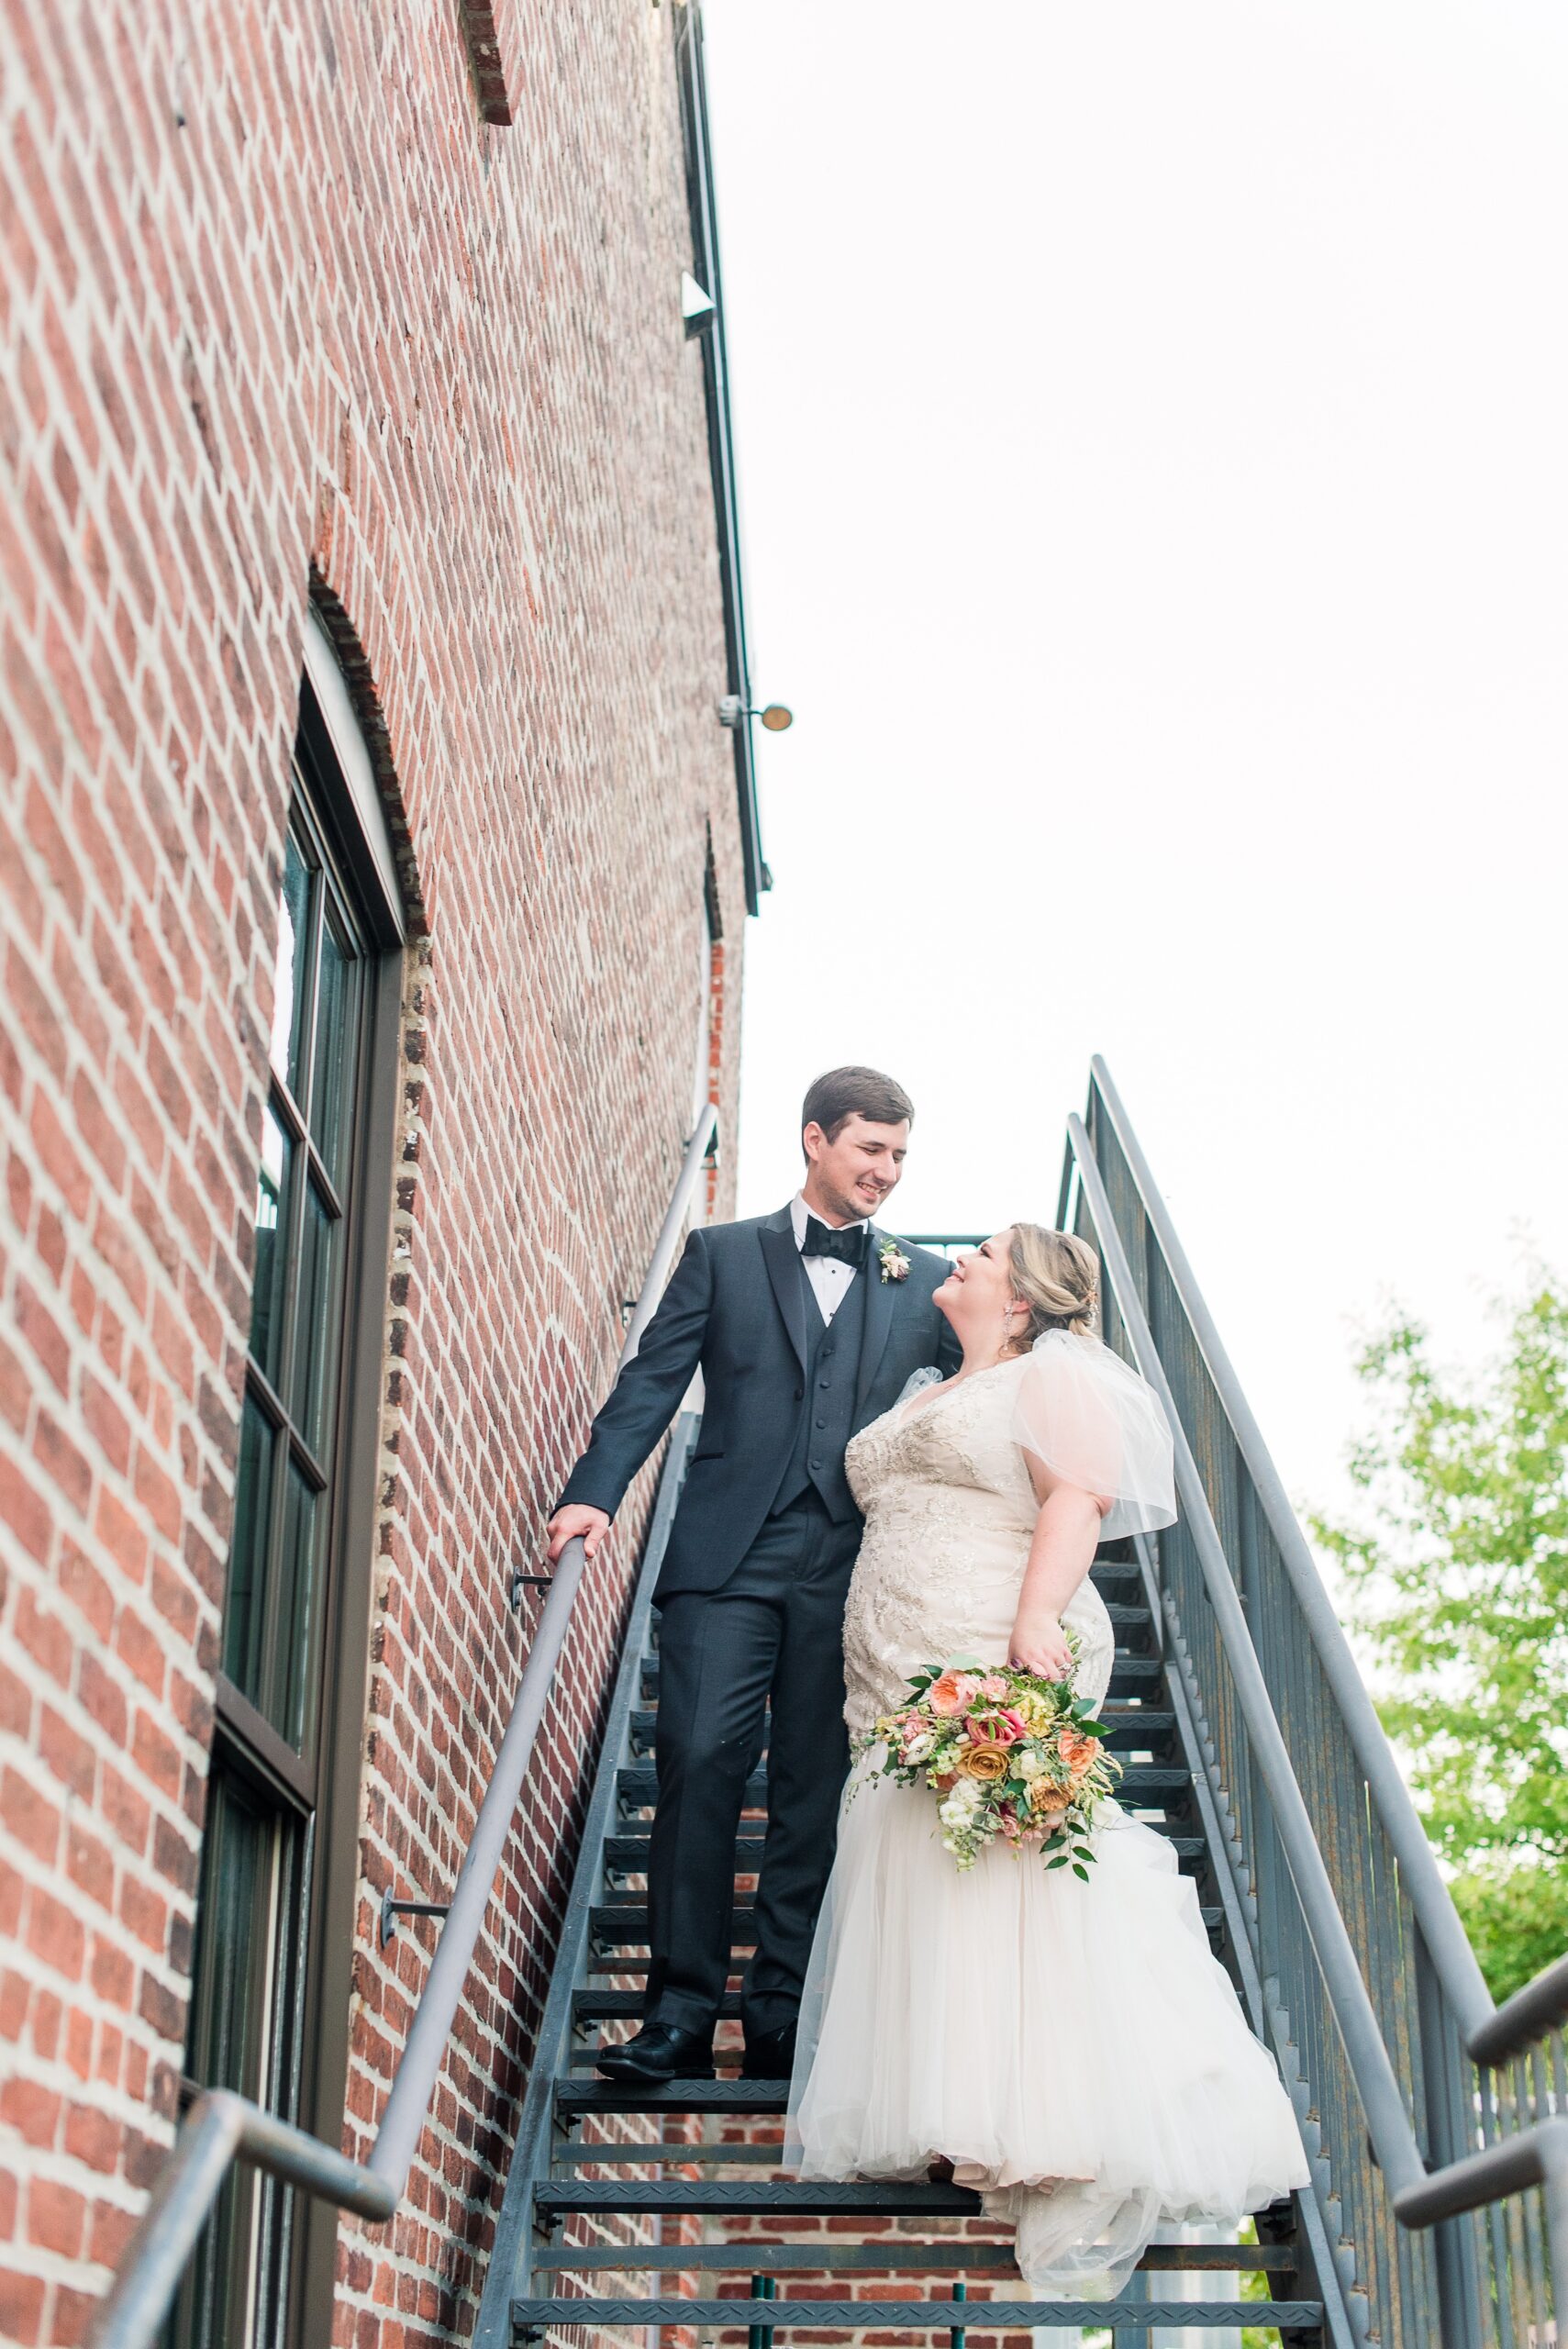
{"left": 935, "top": 1230, "right": 1018, "bottom": 1342}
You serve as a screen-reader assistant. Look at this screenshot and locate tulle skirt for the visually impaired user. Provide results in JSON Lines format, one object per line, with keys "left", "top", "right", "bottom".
{"left": 785, "top": 1768, "right": 1310, "bottom": 2296}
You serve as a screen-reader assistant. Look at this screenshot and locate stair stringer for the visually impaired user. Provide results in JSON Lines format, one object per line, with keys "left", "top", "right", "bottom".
{"left": 1145, "top": 1536, "right": 1366, "bottom": 2349}
{"left": 473, "top": 1412, "right": 698, "bottom": 2349}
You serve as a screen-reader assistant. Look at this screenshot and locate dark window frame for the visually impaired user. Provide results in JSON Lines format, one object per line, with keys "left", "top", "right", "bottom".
{"left": 178, "top": 619, "right": 406, "bottom": 2349}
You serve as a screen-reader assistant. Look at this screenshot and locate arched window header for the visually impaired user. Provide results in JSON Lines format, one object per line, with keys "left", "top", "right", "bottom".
{"left": 300, "top": 607, "right": 406, "bottom": 948}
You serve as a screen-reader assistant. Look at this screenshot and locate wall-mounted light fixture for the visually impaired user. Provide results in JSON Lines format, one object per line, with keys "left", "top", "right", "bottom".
{"left": 682, "top": 271, "right": 716, "bottom": 339}
{"left": 717, "top": 696, "right": 793, "bottom": 732}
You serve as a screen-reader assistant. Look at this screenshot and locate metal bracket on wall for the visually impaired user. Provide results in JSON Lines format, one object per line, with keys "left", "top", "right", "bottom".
{"left": 510, "top": 1570, "right": 553, "bottom": 1613}
{"left": 379, "top": 1890, "right": 450, "bottom": 1949}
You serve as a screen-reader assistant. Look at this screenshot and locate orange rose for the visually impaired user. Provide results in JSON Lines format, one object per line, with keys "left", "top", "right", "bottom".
{"left": 930, "top": 1670, "right": 977, "bottom": 1716}
{"left": 1059, "top": 1731, "right": 1100, "bottom": 1786}
{"left": 957, "top": 1741, "right": 1011, "bottom": 1783}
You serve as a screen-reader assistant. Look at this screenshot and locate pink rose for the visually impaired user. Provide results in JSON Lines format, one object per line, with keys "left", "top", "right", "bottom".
{"left": 929, "top": 1671, "right": 973, "bottom": 1716}
{"left": 981, "top": 1674, "right": 1009, "bottom": 1702}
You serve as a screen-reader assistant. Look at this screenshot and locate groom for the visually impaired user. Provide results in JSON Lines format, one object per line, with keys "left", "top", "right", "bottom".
{"left": 549, "top": 1065, "right": 958, "bottom": 2081}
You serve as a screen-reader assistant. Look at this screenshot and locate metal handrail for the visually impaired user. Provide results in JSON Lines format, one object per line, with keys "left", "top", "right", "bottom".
{"left": 1072, "top": 1065, "right": 1567, "bottom": 2339}
{"left": 1468, "top": 1954, "right": 1568, "bottom": 2072}
{"left": 87, "top": 1106, "right": 721, "bottom": 2349}
{"left": 1078, "top": 1056, "right": 1496, "bottom": 2041}
{"left": 1396, "top": 2119, "right": 1568, "bottom": 2301}
{"left": 1081, "top": 1070, "right": 1568, "bottom": 2022}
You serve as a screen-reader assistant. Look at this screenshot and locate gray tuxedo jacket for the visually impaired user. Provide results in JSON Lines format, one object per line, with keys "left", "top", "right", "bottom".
{"left": 558, "top": 1205, "right": 960, "bottom": 1600}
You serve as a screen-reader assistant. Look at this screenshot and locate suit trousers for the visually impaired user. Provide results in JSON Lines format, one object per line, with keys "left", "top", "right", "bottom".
{"left": 646, "top": 1491, "right": 861, "bottom": 2039}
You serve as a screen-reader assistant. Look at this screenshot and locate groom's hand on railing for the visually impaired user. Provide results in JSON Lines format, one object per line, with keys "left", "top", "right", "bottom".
{"left": 547, "top": 1504, "right": 610, "bottom": 1564}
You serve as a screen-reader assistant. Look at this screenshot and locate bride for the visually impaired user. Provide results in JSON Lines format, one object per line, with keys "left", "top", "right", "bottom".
{"left": 785, "top": 1225, "right": 1308, "bottom": 2296}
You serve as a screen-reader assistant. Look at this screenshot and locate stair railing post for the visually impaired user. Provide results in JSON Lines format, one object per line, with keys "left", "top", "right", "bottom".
{"left": 1415, "top": 1932, "right": 1485, "bottom": 2349}
{"left": 748, "top": 2269, "right": 775, "bottom": 2349}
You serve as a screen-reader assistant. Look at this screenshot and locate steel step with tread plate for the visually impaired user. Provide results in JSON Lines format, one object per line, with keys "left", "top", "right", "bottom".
{"left": 639, "top": 1649, "right": 1166, "bottom": 1699}
{"left": 531, "top": 2239, "right": 1296, "bottom": 2271}
{"left": 598, "top": 1829, "right": 1207, "bottom": 1879}
{"left": 584, "top": 1898, "right": 1223, "bottom": 1954}
{"left": 626, "top": 1704, "right": 1180, "bottom": 1755}
{"left": 615, "top": 1761, "right": 1192, "bottom": 1809}
{"left": 511, "top": 2294, "right": 1322, "bottom": 2334}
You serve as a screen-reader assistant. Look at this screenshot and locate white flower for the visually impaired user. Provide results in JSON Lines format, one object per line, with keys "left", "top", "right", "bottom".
{"left": 904, "top": 1732, "right": 936, "bottom": 1765}
{"left": 1016, "top": 1748, "right": 1045, "bottom": 1780}
{"left": 878, "top": 1237, "right": 912, "bottom": 1283}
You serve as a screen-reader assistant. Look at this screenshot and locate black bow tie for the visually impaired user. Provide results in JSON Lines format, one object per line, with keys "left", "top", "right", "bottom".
{"left": 801, "top": 1219, "right": 867, "bottom": 1267}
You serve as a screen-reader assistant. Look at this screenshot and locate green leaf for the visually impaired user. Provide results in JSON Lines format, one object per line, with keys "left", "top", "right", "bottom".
{"left": 943, "top": 1654, "right": 989, "bottom": 1673}
{"left": 1072, "top": 1864, "right": 1090, "bottom": 1881}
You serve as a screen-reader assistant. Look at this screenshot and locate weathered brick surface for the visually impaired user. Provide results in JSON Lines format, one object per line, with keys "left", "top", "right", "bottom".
{"left": 0, "top": 3, "right": 745, "bottom": 2342}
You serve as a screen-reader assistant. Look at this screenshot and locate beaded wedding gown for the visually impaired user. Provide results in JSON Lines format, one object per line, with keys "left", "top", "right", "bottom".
{"left": 785, "top": 1336, "right": 1308, "bottom": 2296}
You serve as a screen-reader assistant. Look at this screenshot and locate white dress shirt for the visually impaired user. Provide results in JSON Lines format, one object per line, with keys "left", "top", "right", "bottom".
{"left": 791, "top": 1192, "right": 869, "bottom": 1327}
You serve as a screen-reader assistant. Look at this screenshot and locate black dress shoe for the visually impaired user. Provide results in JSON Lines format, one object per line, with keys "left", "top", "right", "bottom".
{"left": 740, "top": 2021, "right": 798, "bottom": 2079}
{"left": 595, "top": 2021, "right": 715, "bottom": 2082}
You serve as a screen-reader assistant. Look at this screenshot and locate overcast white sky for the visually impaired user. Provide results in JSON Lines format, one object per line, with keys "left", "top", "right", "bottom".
{"left": 705, "top": 0, "right": 1568, "bottom": 1523}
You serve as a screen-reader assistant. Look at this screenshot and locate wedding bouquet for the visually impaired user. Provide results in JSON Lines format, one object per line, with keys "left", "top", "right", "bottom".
{"left": 854, "top": 1645, "right": 1120, "bottom": 1874}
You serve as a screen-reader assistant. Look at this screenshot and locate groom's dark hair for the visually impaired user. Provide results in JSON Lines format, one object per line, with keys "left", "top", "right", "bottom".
{"left": 801, "top": 1065, "right": 915, "bottom": 1153}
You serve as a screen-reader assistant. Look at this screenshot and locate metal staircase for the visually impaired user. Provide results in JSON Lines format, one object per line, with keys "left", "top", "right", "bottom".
{"left": 477, "top": 1409, "right": 1341, "bottom": 2341}
{"left": 92, "top": 1074, "right": 1566, "bottom": 2349}
{"left": 473, "top": 1065, "right": 1565, "bottom": 2346}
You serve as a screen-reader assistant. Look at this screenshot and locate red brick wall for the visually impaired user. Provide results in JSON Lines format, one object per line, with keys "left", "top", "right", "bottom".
{"left": 0, "top": 4, "right": 746, "bottom": 2342}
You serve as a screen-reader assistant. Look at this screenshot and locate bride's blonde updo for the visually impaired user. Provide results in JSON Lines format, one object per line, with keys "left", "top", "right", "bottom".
{"left": 1003, "top": 1225, "right": 1100, "bottom": 1353}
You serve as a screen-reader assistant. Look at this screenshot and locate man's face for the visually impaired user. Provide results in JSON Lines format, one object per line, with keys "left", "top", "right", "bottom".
{"left": 802, "top": 1112, "right": 909, "bottom": 1223}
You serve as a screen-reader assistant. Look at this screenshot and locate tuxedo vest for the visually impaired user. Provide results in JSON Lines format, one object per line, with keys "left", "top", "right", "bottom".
{"left": 768, "top": 1252, "right": 869, "bottom": 1522}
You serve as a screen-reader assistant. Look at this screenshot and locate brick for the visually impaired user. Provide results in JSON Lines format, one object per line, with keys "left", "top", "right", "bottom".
{"left": 2, "top": 1771, "right": 60, "bottom": 1865}
{"left": 25, "top": 1889, "right": 85, "bottom": 1980}
{"left": 26, "top": 2177, "right": 85, "bottom": 2260}
{"left": 0, "top": 2270, "right": 44, "bottom": 2344}
{"left": 0, "top": 2074, "right": 60, "bottom": 2149}
{"left": 0, "top": 1455, "right": 54, "bottom": 1565}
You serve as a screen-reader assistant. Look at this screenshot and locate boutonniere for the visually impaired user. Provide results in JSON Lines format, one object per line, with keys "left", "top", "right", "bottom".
{"left": 877, "top": 1236, "right": 912, "bottom": 1284}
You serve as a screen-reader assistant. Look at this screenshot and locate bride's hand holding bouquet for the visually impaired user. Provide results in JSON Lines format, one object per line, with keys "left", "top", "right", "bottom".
{"left": 854, "top": 1641, "right": 1120, "bottom": 1874}
{"left": 1007, "top": 1605, "right": 1073, "bottom": 1682}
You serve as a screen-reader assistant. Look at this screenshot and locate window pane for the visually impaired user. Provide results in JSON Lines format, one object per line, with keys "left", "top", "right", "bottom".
{"left": 221, "top": 1398, "right": 276, "bottom": 1709}
{"left": 182, "top": 1769, "right": 275, "bottom": 2349}
{"left": 269, "top": 830, "right": 313, "bottom": 1097}
{"left": 277, "top": 1466, "right": 324, "bottom": 1755}
{"left": 289, "top": 1174, "right": 344, "bottom": 1471}
{"left": 309, "top": 900, "right": 361, "bottom": 1186}
{"left": 248, "top": 1104, "right": 293, "bottom": 1389}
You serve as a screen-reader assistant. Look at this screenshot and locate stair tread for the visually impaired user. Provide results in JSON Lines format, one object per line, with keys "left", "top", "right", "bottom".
{"left": 559, "top": 2076, "right": 790, "bottom": 2113}
{"left": 627, "top": 1706, "right": 1179, "bottom": 1753}
{"left": 600, "top": 1831, "right": 1206, "bottom": 1874}
{"left": 533, "top": 2241, "right": 1294, "bottom": 2271}
{"left": 639, "top": 1652, "right": 1164, "bottom": 1697}
{"left": 585, "top": 1899, "right": 1223, "bottom": 1950}
{"left": 615, "top": 1761, "right": 1191, "bottom": 1807}
{"left": 511, "top": 2294, "right": 1322, "bottom": 2330}
{"left": 535, "top": 2178, "right": 984, "bottom": 2213}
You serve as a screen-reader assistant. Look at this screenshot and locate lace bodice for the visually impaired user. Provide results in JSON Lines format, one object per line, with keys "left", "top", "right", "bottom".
{"left": 840, "top": 1358, "right": 1116, "bottom": 1737}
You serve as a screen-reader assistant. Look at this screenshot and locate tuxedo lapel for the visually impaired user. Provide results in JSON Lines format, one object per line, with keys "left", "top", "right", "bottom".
{"left": 854, "top": 1225, "right": 896, "bottom": 1419}
{"left": 758, "top": 1208, "right": 808, "bottom": 1375}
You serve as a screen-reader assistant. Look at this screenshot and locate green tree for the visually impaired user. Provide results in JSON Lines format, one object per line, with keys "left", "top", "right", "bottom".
{"left": 1309, "top": 1275, "right": 1568, "bottom": 2003}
